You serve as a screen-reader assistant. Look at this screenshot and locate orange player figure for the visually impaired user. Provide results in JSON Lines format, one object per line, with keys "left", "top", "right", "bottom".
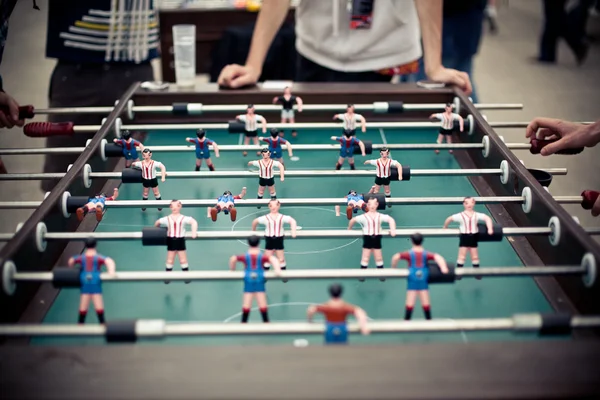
{"left": 251, "top": 199, "right": 297, "bottom": 282}
{"left": 443, "top": 197, "right": 494, "bottom": 280}
{"left": 391, "top": 233, "right": 449, "bottom": 320}
{"left": 207, "top": 187, "right": 247, "bottom": 222}
{"left": 348, "top": 197, "right": 396, "bottom": 282}
{"left": 68, "top": 237, "right": 116, "bottom": 324}
{"left": 185, "top": 129, "right": 220, "bottom": 171}
{"left": 236, "top": 104, "right": 267, "bottom": 156}
{"left": 272, "top": 86, "right": 303, "bottom": 137}
{"left": 131, "top": 148, "right": 167, "bottom": 211}
{"left": 77, "top": 188, "right": 119, "bottom": 222}
{"left": 113, "top": 130, "right": 144, "bottom": 168}
{"left": 333, "top": 104, "right": 367, "bottom": 136}
{"left": 364, "top": 147, "right": 403, "bottom": 206}
{"left": 307, "top": 283, "right": 369, "bottom": 344}
{"left": 429, "top": 103, "right": 464, "bottom": 154}
{"left": 335, "top": 186, "right": 376, "bottom": 219}
{"left": 248, "top": 148, "right": 284, "bottom": 203}
{"left": 229, "top": 235, "right": 281, "bottom": 323}
{"left": 155, "top": 200, "right": 198, "bottom": 284}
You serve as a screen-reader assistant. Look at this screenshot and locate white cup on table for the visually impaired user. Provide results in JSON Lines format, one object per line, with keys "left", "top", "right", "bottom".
{"left": 172, "top": 24, "right": 196, "bottom": 87}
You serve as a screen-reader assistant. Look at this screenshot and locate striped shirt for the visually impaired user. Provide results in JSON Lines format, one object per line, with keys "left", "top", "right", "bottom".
{"left": 335, "top": 113, "right": 363, "bottom": 130}
{"left": 451, "top": 212, "right": 487, "bottom": 234}
{"left": 434, "top": 113, "right": 461, "bottom": 130}
{"left": 251, "top": 159, "right": 282, "bottom": 179}
{"left": 366, "top": 158, "right": 400, "bottom": 178}
{"left": 237, "top": 114, "right": 265, "bottom": 131}
{"left": 354, "top": 212, "right": 392, "bottom": 236}
{"left": 132, "top": 160, "right": 164, "bottom": 179}
{"left": 157, "top": 214, "right": 194, "bottom": 238}
{"left": 256, "top": 213, "right": 293, "bottom": 237}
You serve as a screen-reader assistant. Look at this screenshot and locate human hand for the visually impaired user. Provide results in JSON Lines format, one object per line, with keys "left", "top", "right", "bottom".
{"left": 217, "top": 64, "right": 260, "bottom": 89}
{"left": 427, "top": 67, "right": 472, "bottom": 95}
{"left": 0, "top": 92, "right": 25, "bottom": 128}
{"left": 161, "top": 177, "right": 166, "bottom": 182}
{"left": 593, "top": 195, "right": 600, "bottom": 217}
{"left": 361, "top": 326, "right": 370, "bottom": 335}
{"left": 526, "top": 118, "right": 598, "bottom": 156}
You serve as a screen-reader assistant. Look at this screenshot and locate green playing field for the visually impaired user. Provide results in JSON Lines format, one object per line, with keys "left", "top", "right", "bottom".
{"left": 34, "top": 126, "right": 555, "bottom": 346}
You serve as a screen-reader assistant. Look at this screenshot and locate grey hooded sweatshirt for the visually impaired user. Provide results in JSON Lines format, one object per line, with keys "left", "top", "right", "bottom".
{"left": 294, "top": 0, "right": 422, "bottom": 72}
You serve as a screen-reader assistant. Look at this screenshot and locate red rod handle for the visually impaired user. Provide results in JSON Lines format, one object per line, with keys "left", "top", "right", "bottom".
{"left": 23, "top": 122, "right": 74, "bottom": 138}
{"left": 529, "top": 138, "right": 584, "bottom": 155}
{"left": 581, "top": 190, "right": 599, "bottom": 210}
{"left": 0, "top": 105, "right": 35, "bottom": 120}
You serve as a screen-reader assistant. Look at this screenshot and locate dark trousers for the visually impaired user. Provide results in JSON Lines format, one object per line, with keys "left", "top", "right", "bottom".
{"left": 295, "top": 53, "right": 392, "bottom": 83}
{"left": 539, "top": 0, "right": 587, "bottom": 62}
{"left": 42, "top": 61, "right": 154, "bottom": 192}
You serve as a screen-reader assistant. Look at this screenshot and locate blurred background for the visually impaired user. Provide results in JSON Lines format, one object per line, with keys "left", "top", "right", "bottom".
{"left": 0, "top": 0, "right": 599, "bottom": 248}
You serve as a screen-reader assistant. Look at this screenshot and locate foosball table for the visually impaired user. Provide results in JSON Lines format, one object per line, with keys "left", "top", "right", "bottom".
{"left": 0, "top": 82, "right": 599, "bottom": 399}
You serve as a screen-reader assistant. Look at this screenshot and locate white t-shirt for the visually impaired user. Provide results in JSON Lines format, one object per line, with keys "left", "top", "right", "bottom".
{"left": 256, "top": 213, "right": 293, "bottom": 237}
{"left": 158, "top": 214, "right": 194, "bottom": 238}
{"left": 451, "top": 212, "right": 487, "bottom": 234}
{"left": 238, "top": 114, "right": 265, "bottom": 131}
{"left": 365, "top": 158, "right": 400, "bottom": 178}
{"left": 335, "top": 113, "right": 363, "bottom": 130}
{"left": 251, "top": 159, "right": 282, "bottom": 179}
{"left": 354, "top": 212, "right": 392, "bottom": 235}
{"left": 435, "top": 113, "right": 461, "bottom": 130}
{"left": 132, "top": 160, "right": 164, "bottom": 179}
{"left": 295, "top": 0, "right": 421, "bottom": 72}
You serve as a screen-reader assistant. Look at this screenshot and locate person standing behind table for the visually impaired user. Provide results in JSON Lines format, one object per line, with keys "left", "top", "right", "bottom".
{"left": 217, "top": 0, "right": 471, "bottom": 92}
{"left": 41, "top": 0, "right": 158, "bottom": 191}
{"left": 537, "top": 0, "right": 588, "bottom": 65}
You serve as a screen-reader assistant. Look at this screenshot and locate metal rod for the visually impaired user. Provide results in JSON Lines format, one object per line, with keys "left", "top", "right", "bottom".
{"left": 29, "top": 102, "right": 524, "bottom": 116}
{"left": 1, "top": 314, "right": 600, "bottom": 337}
{"left": 10, "top": 266, "right": 587, "bottom": 283}
{"left": 0, "top": 167, "right": 569, "bottom": 181}
{"left": 0, "top": 142, "right": 537, "bottom": 156}
{"left": 0, "top": 195, "right": 585, "bottom": 210}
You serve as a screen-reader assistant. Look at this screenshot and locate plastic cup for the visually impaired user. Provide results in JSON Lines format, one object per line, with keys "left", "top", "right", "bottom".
{"left": 172, "top": 24, "right": 196, "bottom": 87}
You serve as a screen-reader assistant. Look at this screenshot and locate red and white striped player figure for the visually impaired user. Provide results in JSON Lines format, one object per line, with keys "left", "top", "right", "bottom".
{"left": 248, "top": 148, "right": 284, "bottom": 204}
{"left": 348, "top": 197, "right": 397, "bottom": 282}
{"left": 154, "top": 200, "right": 198, "bottom": 284}
{"left": 236, "top": 104, "right": 267, "bottom": 157}
{"left": 207, "top": 187, "right": 247, "bottom": 222}
{"left": 333, "top": 104, "right": 366, "bottom": 136}
{"left": 272, "top": 86, "right": 303, "bottom": 137}
{"left": 185, "top": 129, "right": 219, "bottom": 171}
{"left": 429, "top": 103, "right": 464, "bottom": 154}
{"left": 77, "top": 188, "right": 119, "bottom": 222}
{"left": 442, "top": 197, "right": 494, "bottom": 280}
{"left": 335, "top": 186, "right": 376, "bottom": 219}
{"left": 364, "top": 147, "right": 402, "bottom": 206}
{"left": 251, "top": 199, "right": 297, "bottom": 281}
{"left": 131, "top": 149, "right": 167, "bottom": 211}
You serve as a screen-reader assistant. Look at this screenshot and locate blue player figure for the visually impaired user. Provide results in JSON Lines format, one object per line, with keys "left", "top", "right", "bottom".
{"left": 335, "top": 186, "right": 376, "bottom": 219}
{"left": 307, "top": 283, "right": 369, "bottom": 345}
{"left": 331, "top": 130, "right": 366, "bottom": 170}
{"left": 68, "top": 237, "right": 116, "bottom": 324}
{"left": 259, "top": 128, "right": 294, "bottom": 166}
{"left": 391, "top": 233, "right": 449, "bottom": 320}
{"left": 185, "top": 129, "right": 220, "bottom": 171}
{"left": 229, "top": 235, "right": 281, "bottom": 323}
{"left": 207, "top": 186, "right": 247, "bottom": 222}
{"left": 113, "top": 130, "right": 144, "bottom": 167}
{"left": 76, "top": 188, "right": 119, "bottom": 222}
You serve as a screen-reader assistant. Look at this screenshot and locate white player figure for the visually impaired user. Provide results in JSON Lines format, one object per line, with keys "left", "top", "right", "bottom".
{"left": 333, "top": 104, "right": 367, "bottom": 136}
{"left": 236, "top": 104, "right": 267, "bottom": 157}
{"left": 430, "top": 103, "right": 464, "bottom": 154}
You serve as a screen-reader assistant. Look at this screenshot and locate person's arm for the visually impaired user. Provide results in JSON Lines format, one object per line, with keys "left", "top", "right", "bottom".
{"left": 360, "top": 115, "right": 366, "bottom": 133}
{"left": 187, "top": 217, "right": 198, "bottom": 239}
{"left": 457, "top": 115, "right": 464, "bottom": 132}
{"left": 382, "top": 215, "right": 396, "bottom": 237}
{"left": 113, "top": 139, "right": 123, "bottom": 146}
{"left": 216, "top": 0, "right": 291, "bottom": 88}
{"left": 307, "top": 305, "right": 319, "bottom": 322}
{"left": 432, "top": 253, "right": 448, "bottom": 273}
{"left": 282, "top": 139, "right": 293, "bottom": 157}
{"left": 296, "top": 96, "right": 303, "bottom": 112}
{"left": 358, "top": 140, "right": 366, "bottom": 156}
{"left": 104, "top": 257, "right": 117, "bottom": 275}
{"left": 210, "top": 140, "right": 220, "bottom": 157}
{"left": 111, "top": 188, "right": 119, "bottom": 201}
{"left": 443, "top": 214, "right": 456, "bottom": 228}
{"left": 353, "top": 306, "right": 370, "bottom": 335}
{"left": 348, "top": 215, "right": 363, "bottom": 230}
{"left": 414, "top": 0, "right": 472, "bottom": 94}
{"left": 68, "top": 256, "right": 79, "bottom": 268}
{"left": 391, "top": 252, "right": 407, "bottom": 268}
{"left": 275, "top": 161, "right": 284, "bottom": 181}
{"left": 284, "top": 216, "right": 297, "bottom": 238}
{"left": 229, "top": 255, "right": 240, "bottom": 271}
{"left": 479, "top": 213, "right": 494, "bottom": 235}
{"left": 364, "top": 159, "right": 377, "bottom": 166}
{"left": 525, "top": 118, "right": 600, "bottom": 155}
{"left": 155, "top": 217, "right": 167, "bottom": 228}
{"left": 0, "top": 91, "right": 24, "bottom": 129}
{"left": 131, "top": 161, "right": 141, "bottom": 170}
{"left": 251, "top": 217, "right": 263, "bottom": 231}
{"left": 158, "top": 162, "right": 167, "bottom": 182}
{"left": 186, "top": 137, "right": 195, "bottom": 144}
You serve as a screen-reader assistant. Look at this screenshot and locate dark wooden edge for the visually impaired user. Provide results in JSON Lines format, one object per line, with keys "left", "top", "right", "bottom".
{"left": 452, "top": 89, "right": 600, "bottom": 315}
{"left": 0, "top": 83, "right": 140, "bottom": 326}
{"left": 1, "top": 341, "right": 599, "bottom": 399}
{"left": 132, "top": 82, "right": 453, "bottom": 123}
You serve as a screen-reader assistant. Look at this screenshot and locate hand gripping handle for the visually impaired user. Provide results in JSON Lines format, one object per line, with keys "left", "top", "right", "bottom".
{"left": 529, "top": 138, "right": 584, "bottom": 155}
{"left": 23, "top": 122, "right": 75, "bottom": 138}
{"left": 0, "top": 105, "right": 35, "bottom": 120}
{"left": 581, "top": 190, "right": 599, "bottom": 210}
